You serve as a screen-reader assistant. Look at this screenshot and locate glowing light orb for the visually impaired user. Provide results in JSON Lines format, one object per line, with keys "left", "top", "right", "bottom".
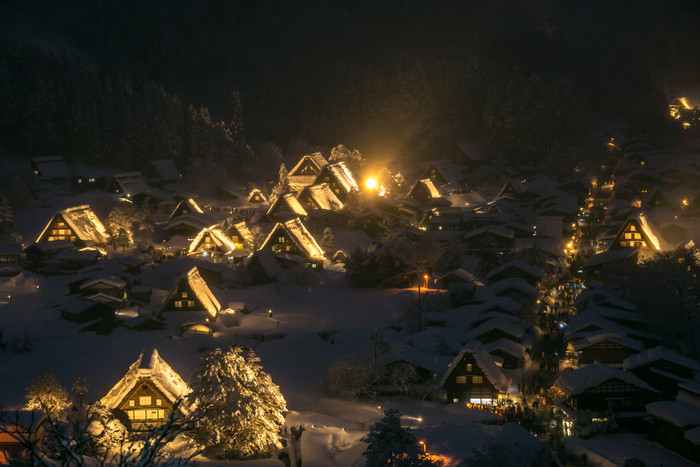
{"left": 365, "top": 177, "right": 377, "bottom": 190}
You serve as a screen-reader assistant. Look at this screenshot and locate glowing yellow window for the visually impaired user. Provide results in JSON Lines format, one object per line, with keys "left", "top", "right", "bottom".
{"left": 139, "top": 396, "right": 151, "bottom": 405}
{"left": 456, "top": 376, "right": 467, "bottom": 384}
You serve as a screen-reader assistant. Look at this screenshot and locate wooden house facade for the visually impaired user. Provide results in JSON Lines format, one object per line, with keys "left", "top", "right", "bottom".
{"left": 405, "top": 179, "right": 441, "bottom": 204}
{"left": 100, "top": 349, "right": 190, "bottom": 432}
{"left": 440, "top": 341, "right": 511, "bottom": 405}
{"left": 36, "top": 205, "right": 110, "bottom": 247}
{"left": 574, "top": 334, "right": 643, "bottom": 367}
{"left": 313, "top": 162, "right": 358, "bottom": 202}
{"left": 188, "top": 227, "right": 236, "bottom": 259}
{"left": 159, "top": 267, "right": 221, "bottom": 319}
{"left": 557, "top": 362, "right": 659, "bottom": 420}
{"left": 608, "top": 212, "right": 670, "bottom": 258}
{"left": 260, "top": 218, "right": 324, "bottom": 270}
{"left": 624, "top": 347, "right": 699, "bottom": 398}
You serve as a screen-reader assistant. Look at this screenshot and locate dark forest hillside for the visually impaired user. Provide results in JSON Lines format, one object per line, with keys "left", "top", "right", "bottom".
{"left": 1, "top": 0, "right": 699, "bottom": 172}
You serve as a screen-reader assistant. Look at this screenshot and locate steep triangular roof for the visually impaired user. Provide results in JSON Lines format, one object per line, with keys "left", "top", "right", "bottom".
{"left": 267, "top": 193, "right": 308, "bottom": 218}
{"left": 406, "top": 179, "right": 441, "bottom": 200}
{"left": 296, "top": 184, "right": 344, "bottom": 211}
{"left": 31, "top": 156, "right": 68, "bottom": 178}
{"left": 108, "top": 172, "right": 152, "bottom": 197}
{"left": 188, "top": 227, "right": 236, "bottom": 255}
{"left": 166, "top": 267, "right": 221, "bottom": 318}
{"left": 609, "top": 211, "right": 671, "bottom": 252}
{"left": 261, "top": 218, "right": 324, "bottom": 259}
{"left": 314, "top": 162, "right": 359, "bottom": 194}
{"left": 37, "top": 205, "right": 110, "bottom": 245}
{"left": 439, "top": 340, "right": 511, "bottom": 392}
{"left": 100, "top": 349, "right": 191, "bottom": 414}
{"left": 169, "top": 198, "right": 204, "bottom": 221}
{"left": 289, "top": 153, "right": 329, "bottom": 176}
{"left": 485, "top": 260, "right": 544, "bottom": 282}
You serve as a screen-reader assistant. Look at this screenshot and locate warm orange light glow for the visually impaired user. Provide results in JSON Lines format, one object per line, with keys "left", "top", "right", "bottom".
{"left": 365, "top": 177, "right": 377, "bottom": 190}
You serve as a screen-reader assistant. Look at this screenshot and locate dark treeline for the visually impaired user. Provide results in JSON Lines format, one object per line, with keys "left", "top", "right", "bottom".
{"left": 1, "top": 0, "right": 699, "bottom": 171}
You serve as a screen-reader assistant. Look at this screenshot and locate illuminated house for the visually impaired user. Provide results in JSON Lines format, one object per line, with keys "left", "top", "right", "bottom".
{"left": 168, "top": 198, "right": 204, "bottom": 221}
{"left": 313, "top": 162, "right": 358, "bottom": 202}
{"left": 101, "top": 349, "right": 190, "bottom": 432}
{"left": 421, "top": 161, "right": 464, "bottom": 187}
{"left": 248, "top": 188, "right": 267, "bottom": 203}
{"left": 30, "top": 155, "right": 68, "bottom": 183}
{"left": 188, "top": 227, "right": 236, "bottom": 259}
{"left": 608, "top": 212, "right": 670, "bottom": 258}
{"left": 36, "top": 205, "right": 110, "bottom": 247}
{"left": 267, "top": 193, "right": 308, "bottom": 220}
{"left": 105, "top": 172, "right": 152, "bottom": 200}
{"left": 556, "top": 362, "right": 659, "bottom": 431}
{"left": 405, "top": 179, "right": 441, "bottom": 204}
{"left": 296, "top": 183, "right": 344, "bottom": 213}
{"left": 159, "top": 266, "right": 221, "bottom": 320}
{"left": 260, "top": 218, "right": 324, "bottom": 270}
{"left": 440, "top": 340, "right": 511, "bottom": 405}
{"left": 220, "top": 220, "right": 254, "bottom": 250}
{"left": 288, "top": 153, "right": 329, "bottom": 190}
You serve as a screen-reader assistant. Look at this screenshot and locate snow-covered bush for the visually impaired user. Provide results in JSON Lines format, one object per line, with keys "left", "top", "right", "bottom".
{"left": 186, "top": 346, "right": 287, "bottom": 460}
{"left": 363, "top": 409, "right": 440, "bottom": 466}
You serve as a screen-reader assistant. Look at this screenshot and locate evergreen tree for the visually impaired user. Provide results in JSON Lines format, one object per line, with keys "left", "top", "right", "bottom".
{"left": 105, "top": 202, "right": 135, "bottom": 252}
{"left": 270, "top": 163, "right": 290, "bottom": 203}
{"left": 186, "top": 346, "right": 287, "bottom": 460}
{"left": 363, "top": 409, "right": 439, "bottom": 466}
{"left": 320, "top": 227, "right": 335, "bottom": 254}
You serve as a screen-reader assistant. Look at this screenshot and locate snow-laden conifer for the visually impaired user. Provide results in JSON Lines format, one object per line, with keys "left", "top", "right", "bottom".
{"left": 186, "top": 346, "right": 287, "bottom": 460}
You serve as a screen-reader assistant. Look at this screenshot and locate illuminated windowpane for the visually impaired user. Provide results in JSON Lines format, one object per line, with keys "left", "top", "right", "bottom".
{"left": 466, "top": 364, "right": 473, "bottom": 372}
{"left": 129, "top": 400, "right": 135, "bottom": 407}
{"left": 133, "top": 410, "right": 146, "bottom": 420}
{"left": 456, "top": 376, "right": 467, "bottom": 384}
{"left": 139, "top": 396, "right": 151, "bottom": 405}
{"left": 472, "top": 376, "right": 483, "bottom": 384}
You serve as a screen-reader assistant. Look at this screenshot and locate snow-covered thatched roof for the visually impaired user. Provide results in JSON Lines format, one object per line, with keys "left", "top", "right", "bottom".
{"left": 463, "top": 318, "right": 527, "bottom": 343}
{"left": 483, "top": 338, "right": 526, "bottom": 359}
{"left": 556, "top": 361, "right": 658, "bottom": 396}
{"left": 100, "top": 349, "right": 191, "bottom": 414}
{"left": 439, "top": 340, "right": 511, "bottom": 393}
{"left": 31, "top": 156, "right": 68, "bottom": 178}
{"left": 37, "top": 205, "right": 110, "bottom": 246}
{"left": 188, "top": 227, "right": 236, "bottom": 255}
{"left": 611, "top": 211, "right": 671, "bottom": 252}
{"left": 176, "top": 267, "right": 221, "bottom": 318}
{"left": 474, "top": 297, "right": 522, "bottom": 315}
{"left": 289, "top": 153, "right": 328, "bottom": 176}
{"left": 489, "top": 277, "right": 538, "bottom": 297}
{"left": 623, "top": 346, "right": 700, "bottom": 373}
{"left": 573, "top": 333, "right": 644, "bottom": 352}
{"left": 110, "top": 172, "right": 152, "bottom": 197}
{"left": 297, "top": 184, "right": 344, "bottom": 211}
{"left": 267, "top": 193, "right": 308, "bottom": 218}
{"left": 463, "top": 226, "right": 515, "bottom": 241}
{"left": 262, "top": 218, "right": 324, "bottom": 259}
{"left": 169, "top": 198, "right": 204, "bottom": 220}
{"left": 406, "top": 179, "right": 441, "bottom": 199}
{"left": 316, "top": 162, "right": 359, "bottom": 194}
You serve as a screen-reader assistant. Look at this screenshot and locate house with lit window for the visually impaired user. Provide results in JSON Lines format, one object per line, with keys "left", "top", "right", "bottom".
{"left": 312, "top": 161, "right": 359, "bottom": 202}
{"left": 405, "top": 179, "right": 441, "bottom": 205}
{"left": 420, "top": 161, "right": 465, "bottom": 188}
{"left": 248, "top": 188, "right": 267, "bottom": 204}
{"left": 105, "top": 172, "right": 154, "bottom": 202}
{"left": 288, "top": 153, "right": 329, "bottom": 190}
{"left": 260, "top": 218, "right": 325, "bottom": 270}
{"left": 267, "top": 193, "right": 308, "bottom": 220}
{"left": 608, "top": 212, "right": 671, "bottom": 258}
{"left": 30, "top": 155, "right": 68, "bottom": 183}
{"left": 0, "top": 243, "right": 22, "bottom": 276}
{"left": 159, "top": 266, "right": 221, "bottom": 320}
{"left": 219, "top": 219, "right": 254, "bottom": 250}
{"left": 36, "top": 205, "right": 110, "bottom": 247}
{"left": 440, "top": 340, "right": 511, "bottom": 405}
{"left": 188, "top": 227, "right": 236, "bottom": 260}
{"left": 100, "top": 349, "right": 190, "bottom": 432}
{"left": 296, "top": 183, "right": 344, "bottom": 213}
{"left": 555, "top": 362, "right": 659, "bottom": 431}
